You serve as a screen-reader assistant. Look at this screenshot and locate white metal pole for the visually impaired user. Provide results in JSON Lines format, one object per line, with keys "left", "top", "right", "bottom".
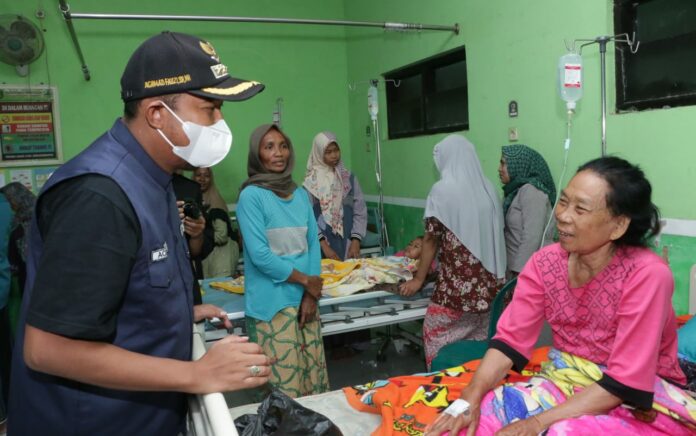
{"left": 373, "top": 119, "right": 390, "bottom": 253}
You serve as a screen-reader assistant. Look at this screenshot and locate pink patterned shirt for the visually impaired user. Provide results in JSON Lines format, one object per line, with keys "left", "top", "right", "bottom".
{"left": 494, "top": 243, "right": 686, "bottom": 392}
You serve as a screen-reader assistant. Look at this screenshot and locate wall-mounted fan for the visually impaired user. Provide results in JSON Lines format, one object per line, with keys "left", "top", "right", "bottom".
{"left": 0, "top": 14, "right": 45, "bottom": 77}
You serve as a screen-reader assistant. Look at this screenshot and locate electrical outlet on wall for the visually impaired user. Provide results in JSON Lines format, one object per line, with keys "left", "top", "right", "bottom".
{"left": 508, "top": 127, "right": 519, "bottom": 142}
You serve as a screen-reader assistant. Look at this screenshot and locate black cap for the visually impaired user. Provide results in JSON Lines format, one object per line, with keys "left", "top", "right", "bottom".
{"left": 120, "top": 31, "right": 264, "bottom": 102}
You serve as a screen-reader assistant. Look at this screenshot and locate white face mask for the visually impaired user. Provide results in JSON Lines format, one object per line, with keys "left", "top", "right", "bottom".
{"left": 157, "top": 102, "right": 233, "bottom": 168}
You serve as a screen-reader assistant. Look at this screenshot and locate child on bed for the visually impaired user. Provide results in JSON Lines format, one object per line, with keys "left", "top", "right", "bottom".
{"left": 395, "top": 236, "right": 424, "bottom": 260}
{"left": 395, "top": 236, "right": 437, "bottom": 277}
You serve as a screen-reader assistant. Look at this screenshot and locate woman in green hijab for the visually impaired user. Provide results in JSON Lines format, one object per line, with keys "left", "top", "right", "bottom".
{"left": 499, "top": 144, "right": 556, "bottom": 279}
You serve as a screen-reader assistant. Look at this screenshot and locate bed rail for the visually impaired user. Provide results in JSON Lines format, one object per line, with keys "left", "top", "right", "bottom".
{"left": 188, "top": 323, "right": 239, "bottom": 436}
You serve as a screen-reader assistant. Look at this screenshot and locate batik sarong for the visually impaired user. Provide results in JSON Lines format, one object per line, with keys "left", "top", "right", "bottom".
{"left": 247, "top": 307, "right": 329, "bottom": 398}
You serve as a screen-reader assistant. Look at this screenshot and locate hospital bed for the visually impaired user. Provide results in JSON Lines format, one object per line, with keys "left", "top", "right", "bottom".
{"left": 190, "top": 279, "right": 433, "bottom": 435}
{"left": 200, "top": 278, "right": 433, "bottom": 342}
{"left": 187, "top": 322, "right": 382, "bottom": 436}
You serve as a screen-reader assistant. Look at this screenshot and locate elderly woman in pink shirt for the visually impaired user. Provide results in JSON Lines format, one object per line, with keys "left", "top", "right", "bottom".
{"left": 427, "top": 157, "right": 692, "bottom": 435}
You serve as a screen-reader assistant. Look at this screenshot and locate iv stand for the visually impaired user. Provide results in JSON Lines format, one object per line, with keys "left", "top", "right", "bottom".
{"left": 567, "top": 34, "right": 639, "bottom": 156}
{"left": 350, "top": 78, "right": 391, "bottom": 254}
{"left": 372, "top": 108, "right": 390, "bottom": 254}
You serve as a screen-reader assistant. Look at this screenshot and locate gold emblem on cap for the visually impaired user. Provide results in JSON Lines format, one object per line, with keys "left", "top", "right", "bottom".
{"left": 201, "top": 81, "right": 261, "bottom": 96}
{"left": 199, "top": 41, "right": 220, "bottom": 62}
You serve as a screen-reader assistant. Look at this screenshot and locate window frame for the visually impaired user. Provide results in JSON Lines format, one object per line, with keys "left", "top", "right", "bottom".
{"left": 614, "top": 0, "right": 696, "bottom": 111}
{"left": 384, "top": 46, "right": 469, "bottom": 139}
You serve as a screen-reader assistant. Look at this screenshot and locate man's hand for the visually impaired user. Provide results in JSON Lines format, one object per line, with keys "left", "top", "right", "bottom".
{"left": 399, "top": 277, "right": 424, "bottom": 297}
{"left": 346, "top": 239, "right": 361, "bottom": 259}
{"left": 191, "top": 335, "right": 272, "bottom": 393}
{"left": 298, "top": 293, "right": 318, "bottom": 329}
{"left": 194, "top": 304, "right": 232, "bottom": 330}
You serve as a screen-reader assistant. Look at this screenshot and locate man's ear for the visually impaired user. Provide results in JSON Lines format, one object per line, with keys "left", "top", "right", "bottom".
{"left": 142, "top": 99, "right": 166, "bottom": 130}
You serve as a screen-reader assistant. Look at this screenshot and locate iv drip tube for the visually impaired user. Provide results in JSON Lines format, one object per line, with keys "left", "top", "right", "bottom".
{"left": 372, "top": 117, "right": 390, "bottom": 253}
{"left": 540, "top": 110, "right": 573, "bottom": 249}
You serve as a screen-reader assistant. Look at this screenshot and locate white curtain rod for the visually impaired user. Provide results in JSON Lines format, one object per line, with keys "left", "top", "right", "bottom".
{"left": 58, "top": 1, "right": 459, "bottom": 81}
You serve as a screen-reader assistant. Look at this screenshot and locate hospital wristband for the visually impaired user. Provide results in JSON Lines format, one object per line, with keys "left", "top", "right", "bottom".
{"left": 443, "top": 399, "right": 470, "bottom": 417}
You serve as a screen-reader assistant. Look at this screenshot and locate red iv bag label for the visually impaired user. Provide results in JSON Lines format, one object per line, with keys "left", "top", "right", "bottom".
{"left": 564, "top": 64, "right": 581, "bottom": 88}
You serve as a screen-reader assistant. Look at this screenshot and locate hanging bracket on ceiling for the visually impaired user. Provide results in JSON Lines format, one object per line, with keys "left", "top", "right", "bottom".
{"left": 57, "top": 3, "right": 459, "bottom": 81}
{"left": 348, "top": 78, "right": 400, "bottom": 91}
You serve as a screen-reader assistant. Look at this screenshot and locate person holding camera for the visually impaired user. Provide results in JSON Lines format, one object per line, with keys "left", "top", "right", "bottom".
{"left": 173, "top": 171, "right": 213, "bottom": 305}
{"left": 174, "top": 172, "right": 209, "bottom": 258}
{"left": 237, "top": 123, "right": 329, "bottom": 398}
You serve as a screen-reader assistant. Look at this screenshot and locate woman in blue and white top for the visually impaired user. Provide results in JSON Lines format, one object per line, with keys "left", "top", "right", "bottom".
{"left": 236, "top": 124, "right": 329, "bottom": 398}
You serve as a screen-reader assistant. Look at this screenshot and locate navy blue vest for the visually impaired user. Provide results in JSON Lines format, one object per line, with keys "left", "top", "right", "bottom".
{"left": 9, "top": 120, "right": 194, "bottom": 436}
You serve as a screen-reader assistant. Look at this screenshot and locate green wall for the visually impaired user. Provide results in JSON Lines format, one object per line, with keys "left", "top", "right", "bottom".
{"left": 2, "top": 0, "right": 695, "bottom": 311}
{"left": 344, "top": 0, "right": 696, "bottom": 219}
{"left": 5, "top": 0, "right": 694, "bottom": 218}
{"left": 0, "top": 0, "right": 352, "bottom": 199}
{"left": 342, "top": 0, "right": 696, "bottom": 313}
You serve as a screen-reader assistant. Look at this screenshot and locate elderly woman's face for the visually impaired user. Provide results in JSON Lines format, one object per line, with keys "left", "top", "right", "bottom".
{"left": 259, "top": 129, "right": 290, "bottom": 173}
{"left": 555, "top": 170, "right": 628, "bottom": 255}
{"left": 193, "top": 168, "right": 211, "bottom": 192}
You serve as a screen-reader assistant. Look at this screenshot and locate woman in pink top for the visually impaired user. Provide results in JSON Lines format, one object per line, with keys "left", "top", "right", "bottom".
{"left": 427, "top": 157, "right": 691, "bottom": 435}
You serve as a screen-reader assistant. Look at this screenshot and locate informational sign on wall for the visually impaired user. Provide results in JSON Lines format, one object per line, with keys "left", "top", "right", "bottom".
{"left": 0, "top": 85, "right": 63, "bottom": 167}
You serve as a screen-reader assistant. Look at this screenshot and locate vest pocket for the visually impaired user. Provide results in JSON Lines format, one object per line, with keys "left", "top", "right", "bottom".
{"left": 148, "top": 260, "right": 172, "bottom": 288}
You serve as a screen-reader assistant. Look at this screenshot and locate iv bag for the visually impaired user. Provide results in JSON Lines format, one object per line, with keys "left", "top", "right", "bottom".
{"left": 559, "top": 52, "right": 583, "bottom": 111}
{"left": 367, "top": 84, "right": 379, "bottom": 121}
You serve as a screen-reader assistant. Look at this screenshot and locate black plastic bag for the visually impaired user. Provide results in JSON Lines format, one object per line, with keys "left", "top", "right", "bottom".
{"left": 234, "top": 389, "right": 343, "bottom": 436}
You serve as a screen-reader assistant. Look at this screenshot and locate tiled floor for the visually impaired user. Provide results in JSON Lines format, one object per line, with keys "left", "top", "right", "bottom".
{"left": 325, "top": 322, "right": 427, "bottom": 390}
{"left": 224, "top": 322, "right": 426, "bottom": 408}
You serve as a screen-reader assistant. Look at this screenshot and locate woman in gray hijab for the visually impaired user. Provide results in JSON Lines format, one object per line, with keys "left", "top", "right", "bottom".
{"left": 236, "top": 124, "right": 329, "bottom": 398}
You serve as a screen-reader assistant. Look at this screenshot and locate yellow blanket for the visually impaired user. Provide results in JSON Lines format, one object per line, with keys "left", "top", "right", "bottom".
{"left": 208, "top": 276, "right": 245, "bottom": 294}
{"left": 320, "top": 257, "right": 415, "bottom": 297}
{"left": 207, "top": 257, "right": 415, "bottom": 298}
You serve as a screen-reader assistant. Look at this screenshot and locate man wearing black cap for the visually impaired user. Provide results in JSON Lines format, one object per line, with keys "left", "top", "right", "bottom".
{"left": 9, "top": 32, "right": 268, "bottom": 435}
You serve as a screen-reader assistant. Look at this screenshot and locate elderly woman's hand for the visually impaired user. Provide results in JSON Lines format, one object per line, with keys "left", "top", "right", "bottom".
{"left": 495, "top": 416, "right": 543, "bottom": 436}
{"left": 425, "top": 400, "right": 480, "bottom": 436}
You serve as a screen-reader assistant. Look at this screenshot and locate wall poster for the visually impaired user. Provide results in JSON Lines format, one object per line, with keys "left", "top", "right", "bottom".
{"left": 0, "top": 85, "right": 63, "bottom": 167}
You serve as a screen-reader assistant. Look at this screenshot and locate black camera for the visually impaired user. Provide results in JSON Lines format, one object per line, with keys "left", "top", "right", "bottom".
{"left": 183, "top": 201, "right": 201, "bottom": 219}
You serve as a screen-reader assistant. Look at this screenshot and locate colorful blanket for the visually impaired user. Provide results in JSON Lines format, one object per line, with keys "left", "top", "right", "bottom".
{"left": 205, "top": 257, "right": 415, "bottom": 298}
{"left": 343, "top": 347, "right": 696, "bottom": 435}
{"left": 320, "top": 257, "right": 416, "bottom": 297}
{"left": 208, "top": 276, "right": 245, "bottom": 294}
